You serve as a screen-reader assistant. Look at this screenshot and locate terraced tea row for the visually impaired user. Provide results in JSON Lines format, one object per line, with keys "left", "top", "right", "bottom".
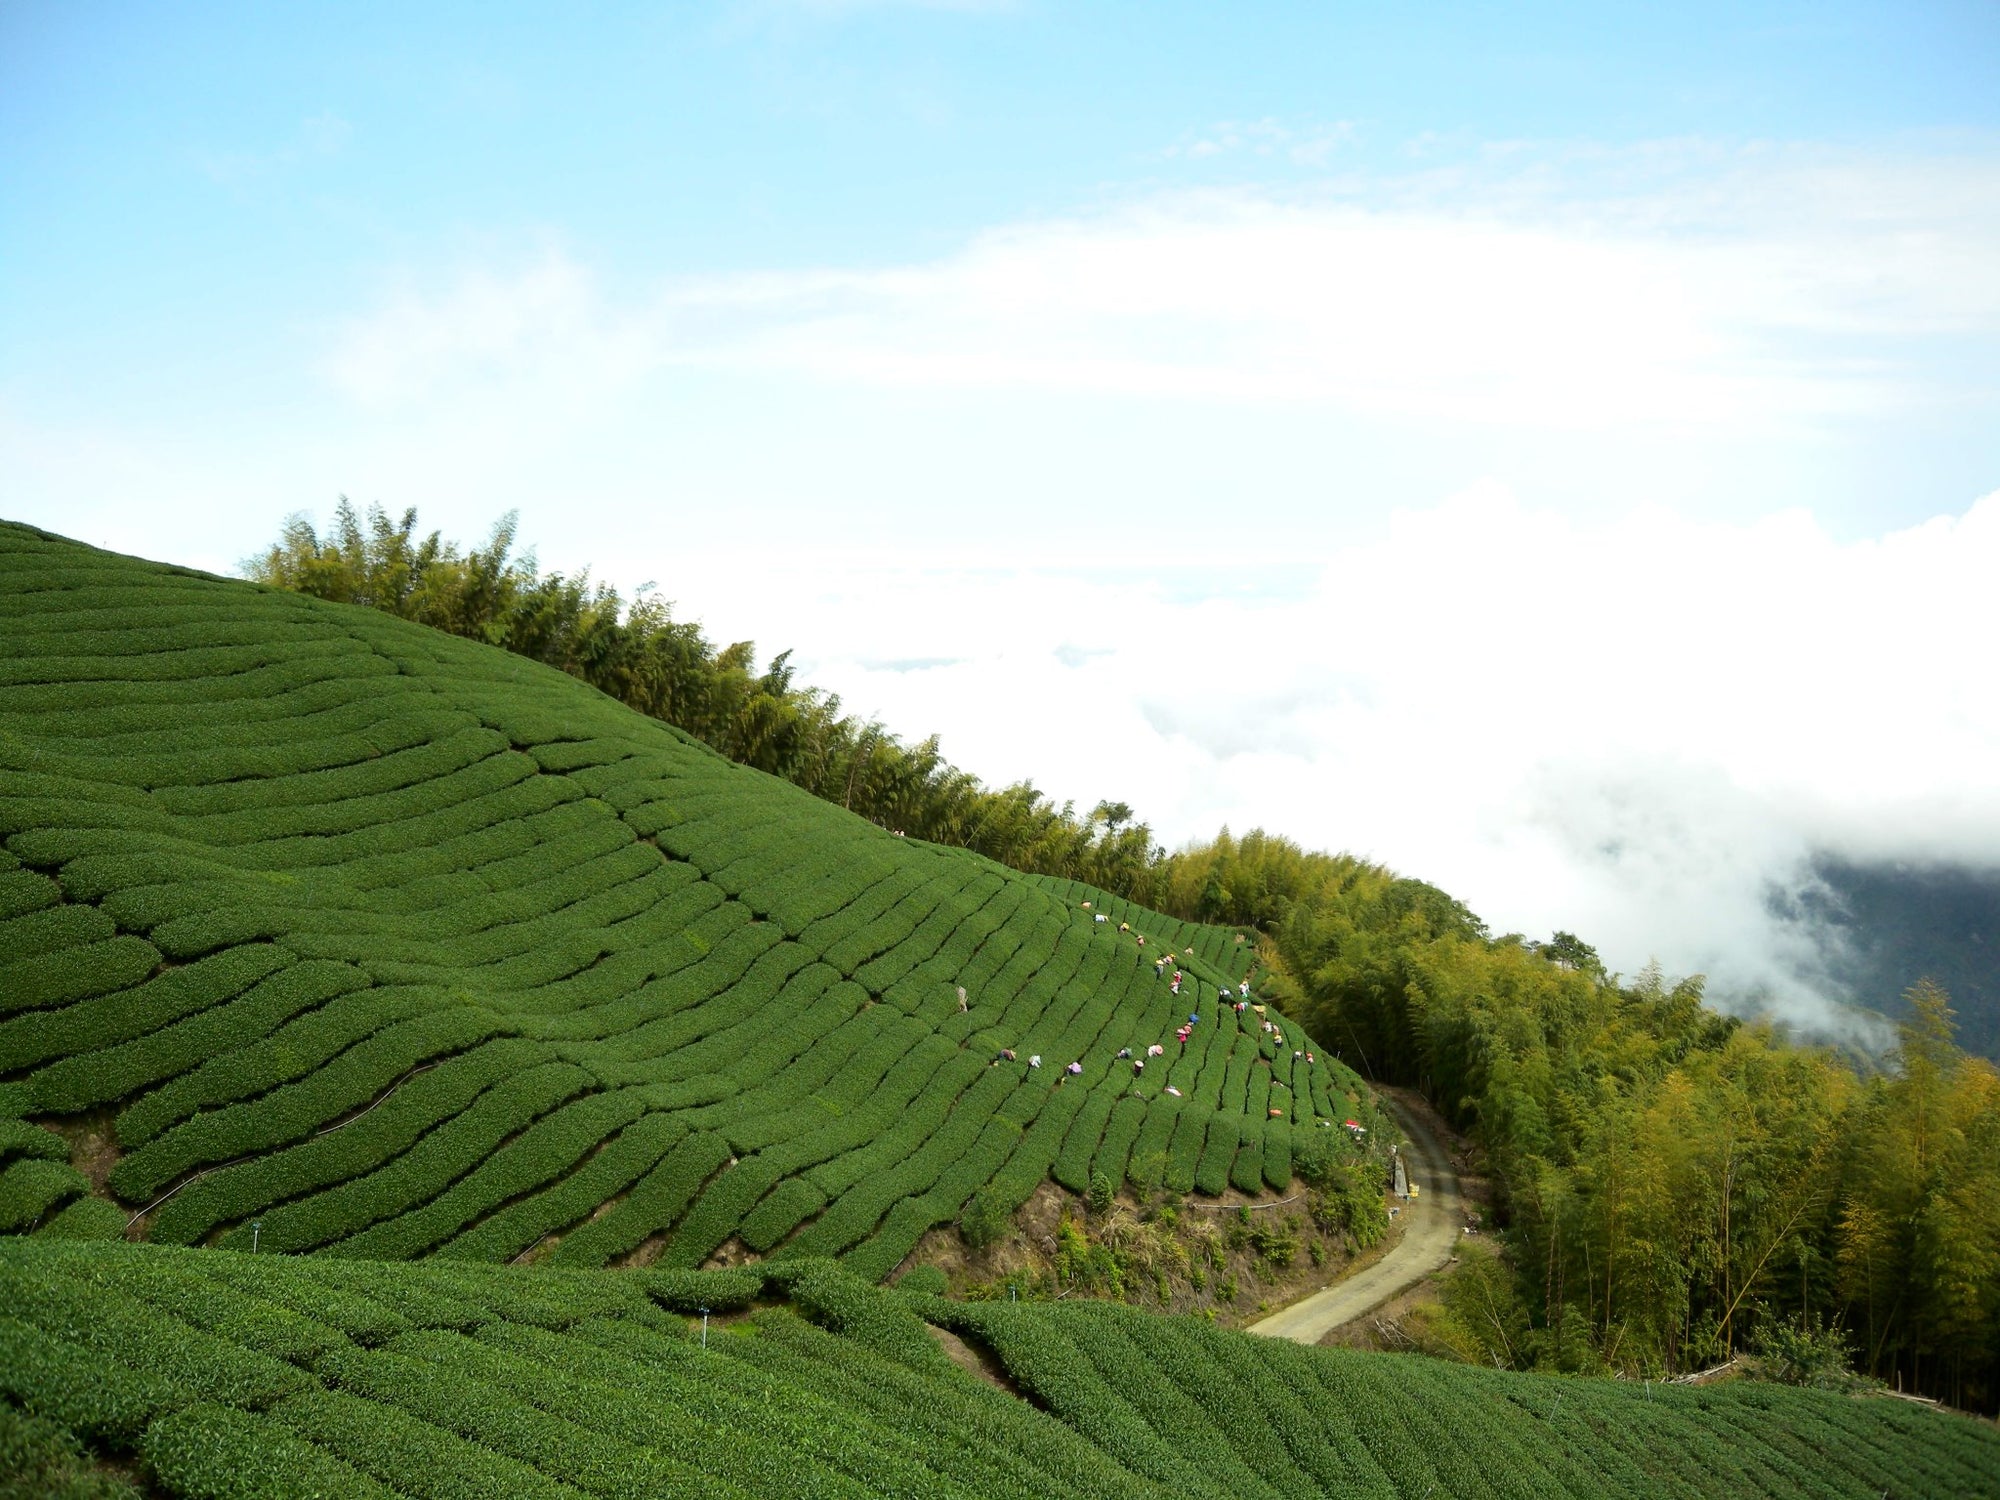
{"left": 1026, "top": 875, "right": 1259, "bottom": 982}
{"left": 5, "top": 1237, "right": 1989, "bottom": 1500}
{"left": 0, "top": 522, "right": 1374, "bottom": 1275}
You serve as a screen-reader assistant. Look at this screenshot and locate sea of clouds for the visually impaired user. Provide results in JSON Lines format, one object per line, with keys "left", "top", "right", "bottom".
{"left": 660, "top": 483, "right": 2000, "bottom": 1040}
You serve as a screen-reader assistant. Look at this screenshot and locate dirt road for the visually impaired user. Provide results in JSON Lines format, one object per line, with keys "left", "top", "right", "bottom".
{"left": 1247, "top": 1088, "right": 1464, "bottom": 1344}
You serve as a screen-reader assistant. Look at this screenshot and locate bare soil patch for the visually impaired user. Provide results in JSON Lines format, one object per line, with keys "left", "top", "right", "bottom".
{"left": 32, "top": 1105, "right": 122, "bottom": 1195}
{"left": 892, "top": 1176, "right": 1380, "bottom": 1329}
{"left": 927, "top": 1324, "right": 1022, "bottom": 1396}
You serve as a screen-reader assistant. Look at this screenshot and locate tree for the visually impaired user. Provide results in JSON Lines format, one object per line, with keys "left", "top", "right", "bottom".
{"left": 1544, "top": 931, "right": 1604, "bottom": 978}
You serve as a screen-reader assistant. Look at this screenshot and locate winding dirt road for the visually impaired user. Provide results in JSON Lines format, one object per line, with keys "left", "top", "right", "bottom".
{"left": 1247, "top": 1088, "right": 1464, "bottom": 1344}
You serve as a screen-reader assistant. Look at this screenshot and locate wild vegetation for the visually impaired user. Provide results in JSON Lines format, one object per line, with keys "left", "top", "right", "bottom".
{"left": 1102, "top": 831, "right": 2000, "bottom": 1412}
{"left": 995, "top": 1164, "right": 1390, "bottom": 1322}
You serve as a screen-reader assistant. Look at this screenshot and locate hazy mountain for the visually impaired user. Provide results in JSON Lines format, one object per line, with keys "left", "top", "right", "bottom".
{"left": 1771, "top": 855, "right": 2000, "bottom": 1059}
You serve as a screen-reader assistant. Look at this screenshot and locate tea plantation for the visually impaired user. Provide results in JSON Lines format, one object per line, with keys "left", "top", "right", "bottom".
{"left": 6, "top": 519, "right": 1996, "bottom": 1498}
{"left": 5, "top": 1237, "right": 1994, "bottom": 1500}
{"left": 0, "top": 521, "right": 1360, "bottom": 1275}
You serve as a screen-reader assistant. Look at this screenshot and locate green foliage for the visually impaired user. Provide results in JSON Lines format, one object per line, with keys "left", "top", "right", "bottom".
{"left": 0, "top": 1311, "right": 175, "bottom": 1448}
{"left": 32, "top": 1197, "right": 127, "bottom": 1242}
{"left": 144, "top": 1404, "right": 393, "bottom": 1500}
{"left": 0, "top": 1158, "right": 88, "bottom": 1232}
{"left": 1541, "top": 930, "right": 1604, "bottom": 977}
{"left": 958, "top": 1183, "right": 1015, "bottom": 1250}
{"left": 1267, "top": 843, "right": 2000, "bottom": 1405}
{"left": 1307, "top": 1164, "right": 1388, "bottom": 1251}
{"left": 1407, "top": 1254, "right": 1537, "bottom": 1370}
{"left": 1050, "top": 1214, "right": 1128, "bottom": 1299}
{"left": 645, "top": 1264, "right": 765, "bottom": 1313}
{"left": 0, "top": 1118, "right": 69, "bottom": 1168}
{"left": 243, "top": 502, "right": 1169, "bottom": 887}
{"left": 0, "top": 1406, "right": 140, "bottom": 1500}
{"left": 894, "top": 1264, "right": 949, "bottom": 1298}
{"left": 1752, "top": 1314, "right": 1861, "bottom": 1390}
{"left": 17, "top": 513, "right": 1999, "bottom": 1433}
{"left": 3, "top": 520, "right": 1331, "bottom": 1292}
{"left": 1289, "top": 1124, "right": 1336, "bottom": 1185}
{"left": 763, "top": 1257, "right": 957, "bottom": 1375}
{"left": 1247, "top": 1218, "right": 1299, "bottom": 1268}
{"left": 1087, "top": 1170, "right": 1114, "bottom": 1216}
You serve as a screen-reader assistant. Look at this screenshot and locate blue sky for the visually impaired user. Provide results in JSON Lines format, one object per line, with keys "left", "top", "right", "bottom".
{"left": 5, "top": 1, "right": 1999, "bottom": 1022}
{"left": 5, "top": 2, "right": 1996, "bottom": 551}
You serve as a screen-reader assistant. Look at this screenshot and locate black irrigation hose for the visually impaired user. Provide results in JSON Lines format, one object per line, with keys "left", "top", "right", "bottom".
{"left": 312, "top": 1061, "right": 441, "bottom": 1137}
{"left": 124, "top": 1060, "right": 445, "bottom": 1229}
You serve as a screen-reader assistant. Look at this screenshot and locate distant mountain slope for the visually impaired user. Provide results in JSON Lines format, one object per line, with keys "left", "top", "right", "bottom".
{"left": 6, "top": 1237, "right": 1994, "bottom": 1500}
{"left": 1773, "top": 854, "right": 2000, "bottom": 1057}
{"left": 0, "top": 521, "right": 1365, "bottom": 1275}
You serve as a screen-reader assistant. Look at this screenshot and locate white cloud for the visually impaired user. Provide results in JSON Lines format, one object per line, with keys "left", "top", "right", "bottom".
{"left": 324, "top": 256, "right": 610, "bottom": 405}
{"left": 648, "top": 483, "right": 2000, "bottom": 1035}
{"left": 320, "top": 141, "right": 2000, "bottom": 437}
{"left": 1163, "top": 118, "right": 1357, "bottom": 167}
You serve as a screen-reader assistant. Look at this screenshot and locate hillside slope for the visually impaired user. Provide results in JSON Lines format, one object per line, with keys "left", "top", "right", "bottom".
{"left": 0, "top": 521, "right": 1373, "bottom": 1277}
{"left": 5, "top": 1237, "right": 1994, "bottom": 1500}
{"left": 1026, "top": 873, "right": 1261, "bottom": 980}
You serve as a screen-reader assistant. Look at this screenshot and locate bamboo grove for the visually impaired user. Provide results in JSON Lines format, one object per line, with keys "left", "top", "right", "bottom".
{"left": 248, "top": 504, "right": 2000, "bottom": 1411}
{"left": 1195, "top": 834, "right": 2000, "bottom": 1411}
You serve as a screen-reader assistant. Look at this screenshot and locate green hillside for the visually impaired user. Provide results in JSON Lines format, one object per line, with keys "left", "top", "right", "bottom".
{"left": 1026, "top": 874, "right": 1262, "bottom": 981}
{"left": 230, "top": 506, "right": 2000, "bottom": 1411}
{"left": 9, "top": 519, "right": 1995, "bottom": 1499}
{"left": 6, "top": 1236, "right": 1994, "bottom": 1500}
{"left": 0, "top": 520, "right": 1368, "bottom": 1274}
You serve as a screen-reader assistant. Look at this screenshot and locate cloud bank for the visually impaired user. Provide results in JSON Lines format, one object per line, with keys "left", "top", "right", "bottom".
{"left": 655, "top": 483, "right": 2000, "bottom": 1037}
{"left": 325, "top": 140, "right": 2000, "bottom": 434}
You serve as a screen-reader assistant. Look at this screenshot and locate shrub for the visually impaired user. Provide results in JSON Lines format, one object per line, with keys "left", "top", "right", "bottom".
{"left": 1290, "top": 1124, "right": 1336, "bottom": 1186}
{"left": 1087, "top": 1171, "right": 1114, "bottom": 1216}
{"left": 0, "top": 523, "right": 1359, "bottom": 1296}
{"left": 32, "top": 1198, "right": 126, "bottom": 1242}
{"left": 644, "top": 1265, "right": 765, "bottom": 1313}
{"left": 144, "top": 1402, "right": 395, "bottom": 1500}
{"left": 0, "top": 1159, "right": 86, "bottom": 1233}
{"left": 1308, "top": 1164, "right": 1387, "bottom": 1250}
{"left": 1249, "top": 1221, "right": 1298, "bottom": 1268}
{"left": 1751, "top": 1314, "right": 1861, "bottom": 1390}
{"left": 0, "top": 1313, "right": 172, "bottom": 1448}
{"left": 957, "top": 1185, "right": 1014, "bottom": 1250}
{"left": 0, "top": 1118, "right": 68, "bottom": 1168}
